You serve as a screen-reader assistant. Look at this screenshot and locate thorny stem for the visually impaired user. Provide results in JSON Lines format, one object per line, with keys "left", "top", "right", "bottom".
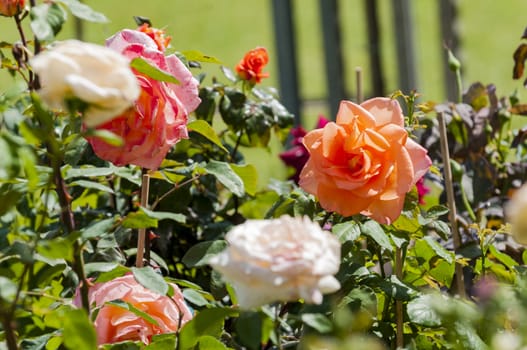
{"left": 230, "top": 130, "right": 243, "bottom": 162}
{"left": 1, "top": 265, "right": 29, "bottom": 350}
{"left": 438, "top": 112, "right": 466, "bottom": 298}
{"left": 51, "top": 153, "right": 90, "bottom": 312}
{"left": 28, "top": 0, "right": 41, "bottom": 55}
{"left": 136, "top": 170, "right": 151, "bottom": 268}
{"left": 275, "top": 303, "right": 283, "bottom": 350}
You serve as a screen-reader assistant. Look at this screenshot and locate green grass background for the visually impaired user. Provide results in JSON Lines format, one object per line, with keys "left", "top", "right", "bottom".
{"left": 1, "top": 0, "right": 527, "bottom": 185}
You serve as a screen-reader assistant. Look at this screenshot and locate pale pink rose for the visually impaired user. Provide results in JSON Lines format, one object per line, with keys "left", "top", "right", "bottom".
{"left": 74, "top": 275, "right": 192, "bottom": 345}
{"left": 209, "top": 216, "right": 341, "bottom": 309}
{"left": 299, "top": 98, "right": 432, "bottom": 224}
{"left": 87, "top": 29, "right": 201, "bottom": 169}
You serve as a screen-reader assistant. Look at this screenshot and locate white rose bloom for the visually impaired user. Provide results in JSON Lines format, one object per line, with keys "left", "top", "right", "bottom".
{"left": 30, "top": 40, "right": 140, "bottom": 127}
{"left": 506, "top": 183, "right": 527, "bottom": 245}
{"left": 209, "top": 215, "right": 341, "bottom": 309}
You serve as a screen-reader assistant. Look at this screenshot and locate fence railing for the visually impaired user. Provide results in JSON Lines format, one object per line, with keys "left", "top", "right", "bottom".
{"left": 271, "top": 0, "right": 459, "bottom": 124}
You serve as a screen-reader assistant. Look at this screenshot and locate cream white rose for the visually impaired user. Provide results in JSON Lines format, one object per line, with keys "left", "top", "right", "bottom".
{"left": 506, "top": 183, "right": 527, "bottom": 245}
{"left": 209, "top": 215, "right": 341, "bottom": 309}
{"left": 30, "top": 40, "right": 140, "bottom": 127}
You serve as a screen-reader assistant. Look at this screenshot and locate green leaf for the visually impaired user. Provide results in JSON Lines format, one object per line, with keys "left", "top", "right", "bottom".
{"left": 360, "top": 220, "right": 393, "bottom": 252}
{"left": 489, "top": 245, "right": 518, "bottom": 269}
{"left": 81, "top": 218, "right": 116, "bottom": 241}
{"left": 183, "top": 289, "right": 210, "bottom": 307}
{"left": 62, "top": 309, "right": 97, "bottom": 350}
{"left": 65, "top": 166, "right": 114, "bottom": 179}
{"left": 140, "top": 207, "right": 186, "bottom": 224}
{"left": 425, "top": 205, "right": 450, "bottom": 218}
{"left": 182, "top": 240, "right": 227, "bottom": 267}
{"left": 30, "top": 3, "right": 67, "bottom": 41}
{"left": 230, "top": 163, "right": 258, "bottom": 196}
{"left": 332, "top": 221, "right": 361, "bottom": 243}
{"left": 220, "top": 66, "right": 238, "bottom": 83}
{"left": 235, "top": 312, "right": 263, "bottom": 350}
{"left": 19, "top": 333, "right": 53, "bottom": 350}
{"left": 407, "top": 294, "right": 442, "bottom": 327}
{"left": 70, "top": 180, "right": 115, "bottom": 194}
{"left": 36, "top": 237, "right": 74, "bottom": 262}
{"left": 145, "top": 334, "right": 177, "bottom": 350}
{"left": 181, "top": 50, "right": 222, "bottom": 64}
{"left": 94, "top": 265, "right": 130, "bottom": 283}
{"left": 106, "top": 300, "right": 159, "bottom": 326}
{"left": 57, "top": 0, "right": 108, "bottom": 23}
{"left": 178, "top": 308, "right": 239, "bottom": 350}
{"left": 83, "top": 128, "right": 124, "bottom": 147}
{"left": 196, "top": 336, "right": 228, "bottom": 350}
{"left": 301, "top": 313, "right": 333, "bottom": 333}
{"left": 423, "top": 236, "right": 454, "bottom": 264}
{"left": 132, "top": 266, "right": 169, "bottom": 296}
{"left": 371, "top": 275, "right": 417, "bottom": 301}
{"left": 122, "top": 210, "right": 158, "bottom": 229}
{"left": 0, "top": 276, "right": 17, "bottom": 303}
{"left": 188, "top": 120, "right": 228, "bottom": 153}
{"left": 84, "top": 262, "right": 120, "bottom": 276}
{"left": 130, "top": 57, "right": 180, "bottom": 84}
{"left": 203, "top": 160, "right": 245, "bottom": 197}
{"left": 392, "top": 211, "right": 421, "bottom": 234}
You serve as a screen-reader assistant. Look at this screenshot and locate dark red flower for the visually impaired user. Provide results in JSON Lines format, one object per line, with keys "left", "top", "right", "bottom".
{"left": 416, "top": 176, "right": 430, "bottom": 205}
{"left": 280, "top": 116, "right": 329, "bottom": 183}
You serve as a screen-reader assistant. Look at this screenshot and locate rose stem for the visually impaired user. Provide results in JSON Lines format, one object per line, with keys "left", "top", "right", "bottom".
{"left": 395, "top": 246, "right": 404, "bottom": 348}
{"left": 355, "top": 67, "right": 363, "bottom": 104}
{"left": 136, "top": 170, "right": 151, "bottom": 268}
{"left": 437, "top": 112, "right": 466, "bottom": 298}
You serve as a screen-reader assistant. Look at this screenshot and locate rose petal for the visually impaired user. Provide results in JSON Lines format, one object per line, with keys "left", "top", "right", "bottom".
{"left": 361, "top": 97, "right": 405, "bottom": 127}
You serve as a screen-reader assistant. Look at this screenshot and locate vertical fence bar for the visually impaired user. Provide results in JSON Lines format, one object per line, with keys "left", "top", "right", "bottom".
{"left": 392, "top": 0, "right": 418, "bottom": 94}
{"left": 271, "top": 0, "right": 301, "bottom": 125}
{"left": 319, "top": 0, "right": 346, "bottom": 118}
{"left": 364, "top": 0, "right": 385, "bottom": 97}
{"left": 439, "top": 0, "right": 460, "bottom": 102}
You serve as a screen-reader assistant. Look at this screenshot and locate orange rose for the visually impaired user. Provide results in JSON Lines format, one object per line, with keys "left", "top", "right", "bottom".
{"left": 74, "top": 275, "right": 192, "bottom": 345}
{"left": 0, "top": 0, "right": 24, "bottom": 17}
{"left": 299, "top": 97, "right": 432, "bottom": 224}
{"left": 235, "top": 47, "right": 269, "bottom": 84}
{"left": 137, "top": 23, "right": 171, "bottom": 52}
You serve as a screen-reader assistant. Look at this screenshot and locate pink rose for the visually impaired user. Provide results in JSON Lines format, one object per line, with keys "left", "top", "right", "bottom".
{"left": 299, "top": 98, "right": 432, "bottom": 224}
{"left": 74, "top": 275, "right": 192, "bottom": 345}
{"left": 87, "top": 29, "right": 201, "bottom": 169}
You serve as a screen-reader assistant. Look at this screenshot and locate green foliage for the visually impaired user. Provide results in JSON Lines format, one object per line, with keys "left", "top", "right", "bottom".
{"left": 2, "top": 3, "right": 527, "bottom": 350}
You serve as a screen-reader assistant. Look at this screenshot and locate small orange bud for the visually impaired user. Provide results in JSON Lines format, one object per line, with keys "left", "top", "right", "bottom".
{"left": 137, "top": 23, "right": 171, "bottom": 52}
{"left": 0, "top": 0, "right": 24, "bottom": 17}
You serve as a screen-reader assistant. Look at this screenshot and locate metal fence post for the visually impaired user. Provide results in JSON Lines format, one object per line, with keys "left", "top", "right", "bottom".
{"left": 439, "top": 0, "right": 460, "bottom": 102}
{"left": 364, "top": 0, "right": 385, "bottom": 97}
{"left": 319, "top": 0, "right": 346, "bottom": 118}
{"left": 271, "top": 0, "right": 301, "bottom": 125}
{"left": 392, "top": 0, "right": 418, "bottom": 94}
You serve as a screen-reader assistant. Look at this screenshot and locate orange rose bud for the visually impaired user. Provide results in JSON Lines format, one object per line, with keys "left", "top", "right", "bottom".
{"left": 235, "top": 47, "right": 269, "bottom": 84}
{"left": 0, "top": 0, "right": 24, "bottom": 17}
{"left": 137, "top": 23, "right": 171, "bottom": 52}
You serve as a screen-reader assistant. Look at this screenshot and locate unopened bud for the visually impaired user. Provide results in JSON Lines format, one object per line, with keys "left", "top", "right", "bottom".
{"left": 0, "top": 0, "right": 25, "bottom": 17}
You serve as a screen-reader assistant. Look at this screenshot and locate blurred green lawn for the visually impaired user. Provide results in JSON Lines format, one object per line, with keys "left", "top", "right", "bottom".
{"left": 1, "top": 0, "right": 527, "bottom": 186}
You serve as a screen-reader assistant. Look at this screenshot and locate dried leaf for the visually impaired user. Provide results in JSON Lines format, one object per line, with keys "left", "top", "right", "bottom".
{"left": 509, "top": 104, "right": 527, "bottom": 115}
{"left": 512, "top": 43, "right": 527, "bottom": 80}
